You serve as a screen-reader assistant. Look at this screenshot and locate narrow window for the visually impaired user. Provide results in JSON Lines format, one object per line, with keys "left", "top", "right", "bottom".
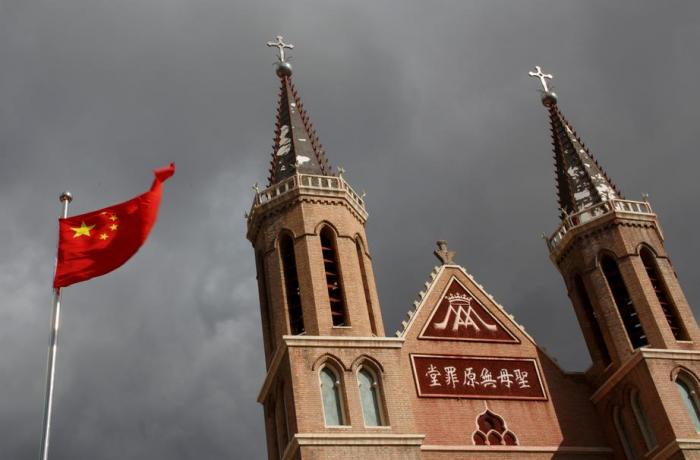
{"left": 574, "top": 275, "right": 611, "bottom": 366}
{"left": 640, "top": 248, "right": 688, "bottom": 340}
{"left": 320, "top": 227, "right": 347, "bottom": 326}
{"left": 676, "top": 377, "right": 700, "bottom": 431}
{"left": 613, "top": 406, "right": 635, "bottom": 460}
{"left": 601, "top": 255, "right": 648, "bottom": 349}
{"left": 275, "top": 392, "right": 288, "bottom": 455}
{"left": 266, "top": 402, "right": 280, "bottom": 460}
{"left": 356, "top": 239, "right": 377, "bottom": 335}
{"left": 319, "top": 366, "right": 346, "bottom": 426}
{"left": 280, "top": 234, "right": 304, "bottom": 335}
{"left": 255, "top": 251, "right": 273, "bottom": 356}
{"left": 631, "top": 390, "right": 657, "bottom": 450}
{"left": 357, "top": 367, "right": 385, "bottom": 426}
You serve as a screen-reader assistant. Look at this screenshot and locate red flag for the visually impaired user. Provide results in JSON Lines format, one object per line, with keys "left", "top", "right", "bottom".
{"left": 53, "top": 163, "right": 175, "bottom": 288}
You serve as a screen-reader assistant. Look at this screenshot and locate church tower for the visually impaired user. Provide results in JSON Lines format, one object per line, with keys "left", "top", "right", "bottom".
{"left": 532, "top": 67, "right": 700, "bottom": 459}
{"left": 247, "top": 37, "right": 422, "bottom": 460}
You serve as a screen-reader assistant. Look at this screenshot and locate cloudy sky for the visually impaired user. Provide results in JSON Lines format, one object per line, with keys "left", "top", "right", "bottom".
{"left": 1, "top": 1, "right": 699, "bottom": 458}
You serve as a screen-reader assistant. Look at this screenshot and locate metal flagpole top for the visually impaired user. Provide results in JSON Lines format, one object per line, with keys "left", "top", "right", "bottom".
{"left": 59, "top": 191, "right": 73, "bottom": 204}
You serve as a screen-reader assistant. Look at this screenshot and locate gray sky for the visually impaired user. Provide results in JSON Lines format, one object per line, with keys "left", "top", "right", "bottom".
{"left": 1, "top": 1, "right": 699, "bottom": 458}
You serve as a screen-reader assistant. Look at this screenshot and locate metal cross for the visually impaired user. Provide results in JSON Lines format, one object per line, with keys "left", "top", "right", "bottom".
{"left": 528, "top": 65, "right": 553, "bottom": 93}
{"left": 434, "top": 240, "right": 455, "bottom": 265}
{"left": 267, "top": 35, "right": 294, "bottom": 62}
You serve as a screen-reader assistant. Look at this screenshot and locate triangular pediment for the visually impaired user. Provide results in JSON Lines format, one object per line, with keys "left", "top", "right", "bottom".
{"left": 418, "top": 277, "right": 519, "bottom": 343}
{"left": 398, "top": 265, "right": 536, "bottom": 347}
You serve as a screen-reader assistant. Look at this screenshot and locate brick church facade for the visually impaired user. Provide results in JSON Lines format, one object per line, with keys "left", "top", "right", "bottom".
{"left": 245, "top": 39, "right": 700, "bottom": 459}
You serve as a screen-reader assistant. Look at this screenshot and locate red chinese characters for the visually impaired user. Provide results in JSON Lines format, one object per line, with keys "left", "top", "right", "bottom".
{"left": 420, "top": 279, "right": 518, "bottom": 343}
{"left": 411, "top": 354, "right": 547, "bottom": 400}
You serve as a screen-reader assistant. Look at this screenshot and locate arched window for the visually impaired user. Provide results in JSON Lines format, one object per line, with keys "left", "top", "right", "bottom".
{"left": 279, "top": 234, "right": 304, "bottom": 335}
{"left": 320, "top": 227, "right": 348, "bottom": 326}
{"left": 319, "top": 366, "right": 346, "bottom": 426}
{"left": 355, "top": 238, "right": 377, "bottom": 335}
{"left": 601, "top": 255, "right": 648, "bottom": 349}
{"left": 640, "top": 248, "right": 688, "bottom": 340}
{"left": 357, "top": 366, "right": 385, "bottom": 426}
{"left": 574, "top": 275, "right": 611, "bottom": 366}
{"left": 676, "top": 375, "right": 700, "bottom": 431}
{"left": 630, "top": 390, "right": 657, "bottom": 450}
{"left": 613, "top": 406, "right": 635, "bottom": 460}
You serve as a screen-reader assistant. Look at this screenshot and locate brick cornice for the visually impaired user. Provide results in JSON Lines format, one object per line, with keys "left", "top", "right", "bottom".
{"left": 591, "top": 348, "right": 700, "bottom": 403}
{"left": 284, "top": 335, "right": 404, "bottom": 349}
{"left": 421, "top": 444, "right": 613, "bottom": 454}
{"left": 650, "top": 438, "right": 700, "bottom": 459}
{"left": 294, "top": 433, "right": 425, "bottom": 445}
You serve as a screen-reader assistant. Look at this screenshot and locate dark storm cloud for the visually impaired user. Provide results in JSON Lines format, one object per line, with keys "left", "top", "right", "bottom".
{"left": 1, "top": 1, "right": 698, "bottom": 458}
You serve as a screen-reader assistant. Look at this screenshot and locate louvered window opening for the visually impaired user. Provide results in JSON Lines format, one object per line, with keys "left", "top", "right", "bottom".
{"left": 280, "top": 235, "right": 305, "bottom": 335}
{"left": 575, "top": 275, "right": 611, "bottom": 366}
{"left": 321, "top": 228, "right": 347, "bottom": 326}
{"left": 640, "top": 249, "right": 688, "bottom": 340}
{"left": 601, "top": 256, "right": 648, "bottom": 349}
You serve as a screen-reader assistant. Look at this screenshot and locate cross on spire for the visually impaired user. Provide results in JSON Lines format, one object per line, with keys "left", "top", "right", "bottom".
{"left": 267, "top": 35, "right": 294, "bottom": 62}
{"left": 529, "top": 65, "right": 553, "bottom": 93}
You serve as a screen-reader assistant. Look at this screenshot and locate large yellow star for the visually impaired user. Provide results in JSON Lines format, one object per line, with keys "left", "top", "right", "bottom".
{"left": 71, "top": 221, "right": 95, "bottom": 238}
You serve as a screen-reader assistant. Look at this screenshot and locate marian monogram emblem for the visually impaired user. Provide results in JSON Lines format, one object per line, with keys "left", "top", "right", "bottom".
{"left": 433, "top": 293, "right": 499, "bottom": 332}
{"left": 420, "top": 279, "right": 518, "bottom": 343}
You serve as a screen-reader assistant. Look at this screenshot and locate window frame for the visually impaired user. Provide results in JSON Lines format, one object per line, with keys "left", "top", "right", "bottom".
{"left": 318, "top": 364, "right": 349, "bottom": 427}
{"left": 675, "top": 373, "right": 700, "bottom": 432}
{"left": 356, "top": 364, "right": 388, "bottom": 428}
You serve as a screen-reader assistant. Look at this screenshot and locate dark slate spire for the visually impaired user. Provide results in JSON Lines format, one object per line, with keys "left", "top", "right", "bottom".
{"left": 529, "top": 66, "right": 621, "bottom": 218}
{"left": 266, "top": 36, "right": 331, "bottom": 186}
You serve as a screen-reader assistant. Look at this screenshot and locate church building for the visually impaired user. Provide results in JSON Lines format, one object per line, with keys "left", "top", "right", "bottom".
{"left": 245, "top": 37, "right": 700, "bottom": 459}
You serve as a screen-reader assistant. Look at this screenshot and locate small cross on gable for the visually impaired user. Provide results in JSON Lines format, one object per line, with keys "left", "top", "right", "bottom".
{"left": 434, "top": 240, "right": 456, "bottom": 265}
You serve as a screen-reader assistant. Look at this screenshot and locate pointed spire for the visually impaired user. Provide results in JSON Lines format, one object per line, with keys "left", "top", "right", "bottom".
{"left": 266, "top": 36, "right": 332, "bottom": 186}
{"left": 529, "top": 66, "right": 621, "bottom": 218}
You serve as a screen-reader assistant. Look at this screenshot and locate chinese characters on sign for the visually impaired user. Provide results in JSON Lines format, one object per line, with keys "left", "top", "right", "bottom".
{"left": 411, "top": 354, "right": 547, "bottom": 400}
{"left": 420, "top": 279, "right": 518, "bottom": 343}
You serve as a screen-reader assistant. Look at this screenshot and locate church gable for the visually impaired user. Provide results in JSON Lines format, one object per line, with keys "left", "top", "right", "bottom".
{"left": 398, "top": 265, "right": 533, "bottom": 347}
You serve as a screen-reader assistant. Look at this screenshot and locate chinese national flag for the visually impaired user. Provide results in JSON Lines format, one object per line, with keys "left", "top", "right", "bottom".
{"left": 53, "top": 163, "right": 175, "bottom": 288}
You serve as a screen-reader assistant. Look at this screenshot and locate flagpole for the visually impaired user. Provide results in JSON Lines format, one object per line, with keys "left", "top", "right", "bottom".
{"left": 39, "top": 191, "right": 72, "bottom": 460}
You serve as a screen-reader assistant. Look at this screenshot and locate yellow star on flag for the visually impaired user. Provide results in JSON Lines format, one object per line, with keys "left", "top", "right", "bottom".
{"left": 71, "top": 221, "right": 95, "bottom": 238}
{"left": 99, "top": 233, "right": 109, "bottom": 240}
{"left": 109, "top": 214, "right": 118, "bottom": 221}
{"left": 110, "top": 223, "right": 118, "bottom": 231}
